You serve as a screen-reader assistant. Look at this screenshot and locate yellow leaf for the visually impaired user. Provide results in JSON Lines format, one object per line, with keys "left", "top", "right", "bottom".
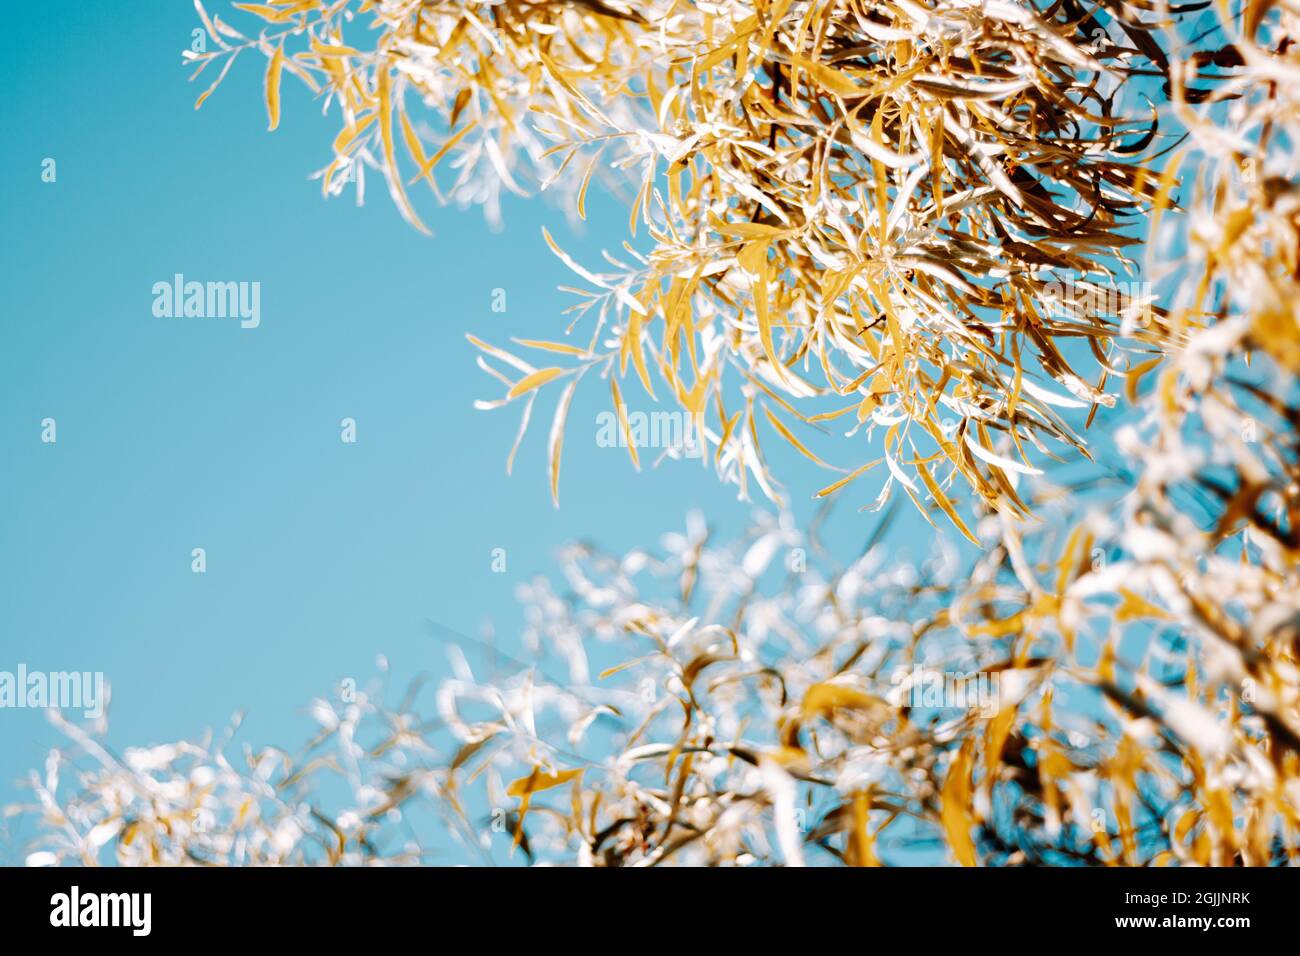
{"left": 791, "top": 54, "right": 861, "bottom": 97}
{"left": 377, "top": 67, "right": 431, "bottom": 235}
{"left": 264, "top": 43, "right": 284, "bottom": 131}
{"left": 814, "top": 457, "right": 882, "bottom": 498}
{"left": 847, "top": 792, "right": 879, "bottom": 867}
{"left": 1116, "top": 588, "right": 1170, "bottom": 622}
{"left": 737, "top": 240, "right": 769, "bottom": 274}
{"left": 408, "top": 121, "right": 478, "bottom": 185}
{"left": 763, "top": 405, "right": 838, "bottom": 470}
{"left": 333, "top": 112, "right": 377, "bottom": 156}
{"left": 696, "top": 41, "right": 738, "bottom": 74}
{"left": 398, "top": 107, "right": 430, "bottom": 177}
{"left": 577, "top": 147, "right": 602, "bottom": 221}
{"left": 967, "top": 613, "right": 1023, "bottom": 639}
{"left": 871, "top": 108, "right": 889, "bottom": 246}
{"left": 625, "top": 309, "right": 656, "bottom": 398}
{"left": 712, "top": 218, "right": 786, "bottom": 240}
{"left": 1098, "top": 640, "right": 1116, "bottom": 684}
{"left": 940, "top": 741, "right": 978, "bottom": 867}
{"left": 449, "top": 87, "right": 472, "bottom": 128}
{"left": 314, "top": 45, "right": 362, "bottom": 60}
{"left": 610, "top": 377, "right": 639, "bottom": 470}
{"left": 548, "top": 375, "right": 579, "bottom": 506}
{"left": 506, "top": 767, "right": 583, "bottom": 798}
{"left": 802, "top": 682, "right": 887, "bottom": 720}
{"left": 511, "top": 338, "right": 590, "bottom": 357}
{"left": 508, "top": 366, "right": 565, "bottom": 400}
{"left": 754, "top": 249, "right": 786, "bottom": 385}
{"left": 234, "top": 3, "right": 298, "bottom": 23}
{"left": 916, "top": 459, "right": 980, "bottom": 545}
{"left": 984, "top": 705, "right": 1018, "bottom": 779}
{"left": 806, "top": 403, "right": 857, "bottom": 423}
{"left": 1125, "top": 355, "right": 1163, "bottom": 404}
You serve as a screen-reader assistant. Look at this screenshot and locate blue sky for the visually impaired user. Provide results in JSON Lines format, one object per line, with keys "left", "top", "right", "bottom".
{"left": 0, "top": 1, "right": 911, "bottom": 858}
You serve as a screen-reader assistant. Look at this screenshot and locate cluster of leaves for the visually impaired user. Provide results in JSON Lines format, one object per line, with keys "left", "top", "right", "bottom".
{"left": 185, "top": 0, "right": 1203, "bottom": 518}
{"left": 14, "top": 478, "right": 1297, "bottom": 865}
{"left": 10, "top": 694, "right": 447, "bottom": 865}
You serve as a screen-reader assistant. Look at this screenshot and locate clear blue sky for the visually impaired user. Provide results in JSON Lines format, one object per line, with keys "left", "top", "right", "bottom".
{"left": 0, "top": 1, "right": 925, "bottom": 858}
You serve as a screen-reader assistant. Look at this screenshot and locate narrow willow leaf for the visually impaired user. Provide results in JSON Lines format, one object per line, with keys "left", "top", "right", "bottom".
{"left": 264, "top": 43, "right": 283, "bottom": 131}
